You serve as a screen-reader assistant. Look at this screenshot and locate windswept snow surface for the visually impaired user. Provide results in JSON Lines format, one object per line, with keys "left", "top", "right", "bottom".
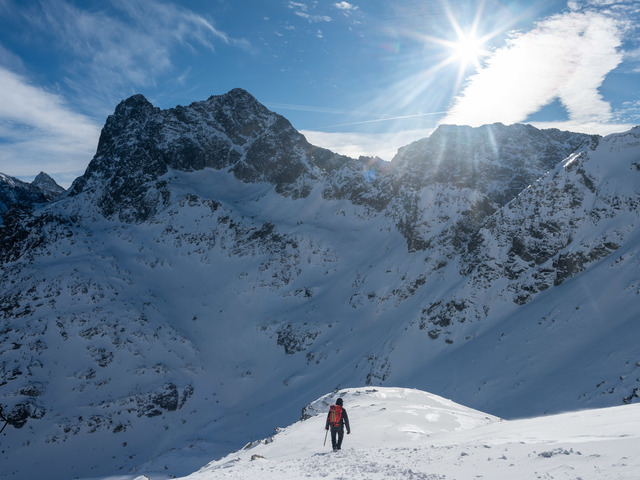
{"left": 151, "top": 387, "right": 640, "bottom": 480}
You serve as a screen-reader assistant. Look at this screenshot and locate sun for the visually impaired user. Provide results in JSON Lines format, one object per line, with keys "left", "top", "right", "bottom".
{"left": 422, "top": 2, "right": 495, "bottom": 73}
{"left": 419, "top": 18, "right": 492, "bottom": 74}
{"left": 450, "top": 31, "right": 488, "bottom": 68}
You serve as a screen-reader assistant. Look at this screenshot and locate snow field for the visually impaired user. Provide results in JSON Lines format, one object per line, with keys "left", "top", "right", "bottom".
{"left": 168, "top": 387, "right": 640, "bottom": 480}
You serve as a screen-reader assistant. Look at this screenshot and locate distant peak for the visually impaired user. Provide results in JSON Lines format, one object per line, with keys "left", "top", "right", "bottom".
{"left": 33, "top": 171, "right": 53, "bottom": 182}
{"left": 32, "top": 171, "right": 66, "bottom": 199}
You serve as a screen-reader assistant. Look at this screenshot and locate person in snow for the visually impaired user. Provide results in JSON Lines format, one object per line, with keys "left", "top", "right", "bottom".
{"left": 325, "top": 397, "right": 350, "bottom": 451}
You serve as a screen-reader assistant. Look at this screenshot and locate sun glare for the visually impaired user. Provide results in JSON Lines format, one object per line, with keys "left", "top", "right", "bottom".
{"left": 451, "top": 32, "right": 487, "bottom": 67}
{"left": 425, "top": 1, "right": 495, "bottom": 74}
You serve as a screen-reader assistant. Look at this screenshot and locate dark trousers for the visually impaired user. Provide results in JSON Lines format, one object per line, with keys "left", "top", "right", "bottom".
{"left": 330, "top": 427, "right": 344, "bottom": 450}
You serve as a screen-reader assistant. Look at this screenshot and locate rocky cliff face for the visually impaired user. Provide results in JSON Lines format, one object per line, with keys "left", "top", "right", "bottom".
{"left": 67, "top": 89, "right": 351, "bottom": 222}
{"left": 386, "top": 123, "right": 595, "bottom": 252}
{"left": 0, "top": 89, "right": 638, "bottom": 480}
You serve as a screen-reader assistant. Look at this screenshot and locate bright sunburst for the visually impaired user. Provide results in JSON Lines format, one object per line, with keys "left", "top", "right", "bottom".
{"left": 414, "top": 1, "right": 499, "bottom": 97}
{"left": 417, "top": 1, "right": 496, "bottom": 75}
{"left": 449, "top": 31, "right": 488, "bottom": 68}
{"left": 439, "top": 7, "right": 492, "bottom": 73}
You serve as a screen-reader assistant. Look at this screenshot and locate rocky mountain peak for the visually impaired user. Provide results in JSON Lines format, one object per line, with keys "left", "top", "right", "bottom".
{"left": 113, "top": 93, "right": 157, "bottom": 118}
{"left": 206, "top": 87, "right": 265, "bottom": 112}
{"left": 32, "top": 172, "right": 65, "bottom": 201}
{"left": 0, "top": 172, "right": 51, "bottom": 218}
{"left": 67, "top": 88, "right": 351, "bottom": 222}
{"left": 391, "top": 122, "right": 595, "bottom": 205}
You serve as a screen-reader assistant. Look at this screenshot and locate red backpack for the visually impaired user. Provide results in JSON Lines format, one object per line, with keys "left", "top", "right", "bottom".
{"left": 329, "top": 404, "right": 343, "bottom": 427}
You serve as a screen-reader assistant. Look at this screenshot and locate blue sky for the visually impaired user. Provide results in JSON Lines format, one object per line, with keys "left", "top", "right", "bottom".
{"left": 1, "top": 0, "right": 639, "bottom": 187}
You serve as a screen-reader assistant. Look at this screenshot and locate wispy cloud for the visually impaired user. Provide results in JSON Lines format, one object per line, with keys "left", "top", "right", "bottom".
{"left": 288, "top": 1, "right": 332, "bottom": 23}
{"left": 267, "top": 101, "right": 391, "bottom": 116}
{"left": 319, "top": 112, "right": 447, "bottom": 129}
{"left": 0, "top": 0, "right": 248, "bottom": 185}
{"left": 29, "top": 0, "right": 247, "bottom": 111}
{"left": 113, "top": 0, "right": 231, "bottom": 48}
{"left": 334, "top": 2, "right": 359, "bottom": 12}
{"left": 442, "top": 11, "right": 624, "bottom": 128}
{"left": 0, "top": 67, "right": 100, "bottom": 187}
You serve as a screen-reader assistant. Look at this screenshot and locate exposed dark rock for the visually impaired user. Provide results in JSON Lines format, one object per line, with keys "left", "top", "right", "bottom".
{"left": 6, "top": 400, "right": 46, "bottom": 428}
{"left": 276, "top": 324, "right": 320, "bottom": 355}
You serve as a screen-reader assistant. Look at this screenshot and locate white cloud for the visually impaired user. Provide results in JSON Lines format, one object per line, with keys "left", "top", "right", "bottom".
{"left": 299, "top": 12, "right": 332, "bottom": 22}
{"left": 288, "top": 1, "right": 332, "bottom": 22}
{"left": 442, "top": 11, "right": 623, "bottom": 128}
{"left": 0, "top": 67, "right": 100, "bottom": 187}
{"left": 613, "top": 99, "right": 640, "bottom": 123}
{"left": 530, "top": 120, "right": 635, "bottom": 136}
{"left": 301, "top": 129, "right": 430, "bottom": 161}
{"left": 334, "top": 2, "right": 358, "bottom": 11}
{"left": 623, "top": 46, "right": 640, "bottom": 72}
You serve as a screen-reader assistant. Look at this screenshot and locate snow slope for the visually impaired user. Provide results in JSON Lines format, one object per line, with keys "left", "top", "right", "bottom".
{"left": 147, "top": 387, "right": 640, "bottom": 480}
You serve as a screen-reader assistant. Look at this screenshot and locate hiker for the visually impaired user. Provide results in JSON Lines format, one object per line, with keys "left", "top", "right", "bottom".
{"left": 325, "top": 397, "right": 350, "bottom": 451}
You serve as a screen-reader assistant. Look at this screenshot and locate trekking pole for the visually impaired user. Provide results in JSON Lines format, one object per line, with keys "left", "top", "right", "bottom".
{"left": 323, "top": 428, "right": 328, "bottom": 447}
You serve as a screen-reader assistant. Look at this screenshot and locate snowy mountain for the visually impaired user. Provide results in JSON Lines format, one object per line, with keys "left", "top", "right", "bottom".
{"left": 0, "top": 171, "right": 64, "bottom": 221}
{"left": 0, "top": 88, "right": 639, "bottom": 480}
{"left": 32, "top": 172, "right": 66, "bottom": 201}
{"left": 175, "top": 387, "right": 640, "bottom": 480}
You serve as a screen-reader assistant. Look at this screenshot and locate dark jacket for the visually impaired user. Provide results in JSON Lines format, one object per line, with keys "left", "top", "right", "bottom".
{"left": 325, "top": 405, "right": 350, "bottom": 433}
